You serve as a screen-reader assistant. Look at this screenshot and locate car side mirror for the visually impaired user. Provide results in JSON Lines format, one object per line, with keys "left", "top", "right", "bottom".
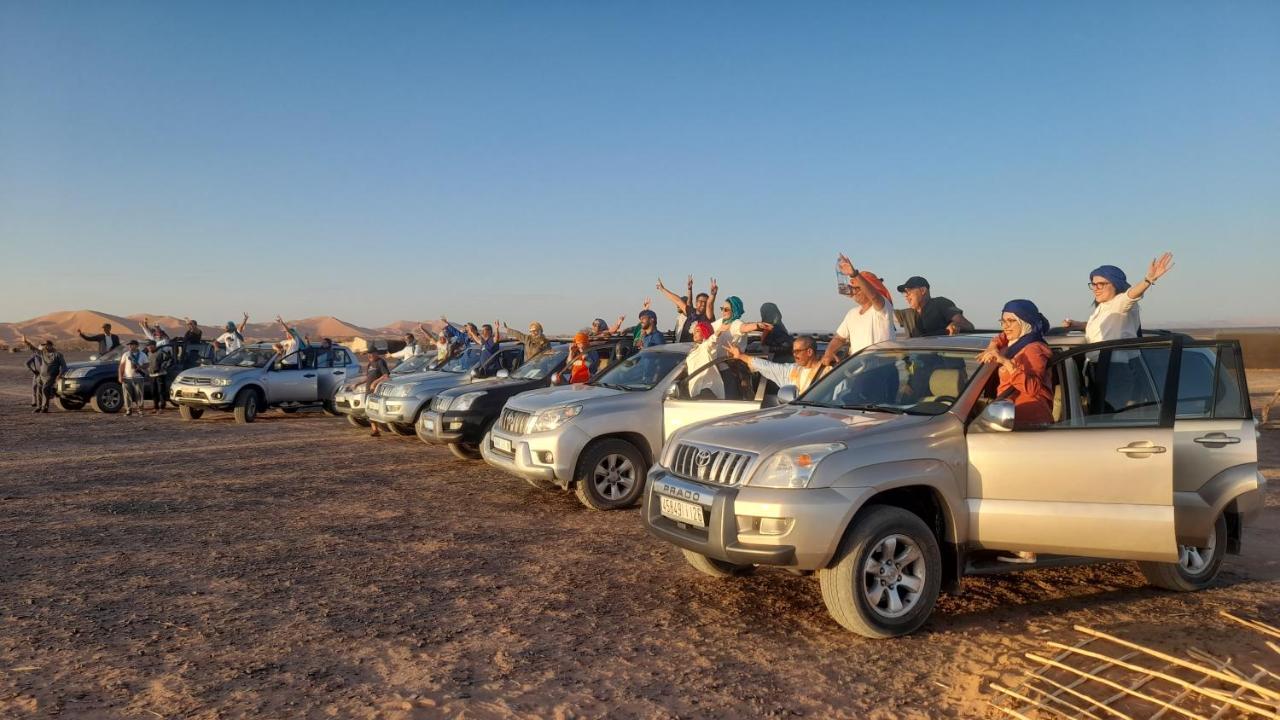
{"left": 496, "top": 369, "right": 510, "bottom": 379}
{"left": 777, "top": 385, "right": 798, "bottom": 404}
{"left": 665, "top": 384, "right": 679, "bottom": 400}
{"left": 977, "top": 399, "right": 1016, "bottom": 432}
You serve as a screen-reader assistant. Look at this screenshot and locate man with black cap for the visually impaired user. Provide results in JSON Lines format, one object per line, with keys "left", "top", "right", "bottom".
{"left": 78, "top": 322, "right": 120, "bottom": 355}
{"left": 29, "top": 338, "right": 66, "bottom": 413}
{"left": 146, "top": 339, "right": 174, "bottom": 414}
{"left": 118, "top": 339, "right": 149, "bottom": 416}
{"left": 894, "top": 276, "right": 974, "bottom": 337}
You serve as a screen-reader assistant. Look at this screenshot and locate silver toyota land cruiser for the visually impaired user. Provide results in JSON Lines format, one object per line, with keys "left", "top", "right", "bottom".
{"left": 643, "top": 333, "right": 1266, "bottom": 638}
{"left": 172, "top": 343, "right": 360, "bottom": 423}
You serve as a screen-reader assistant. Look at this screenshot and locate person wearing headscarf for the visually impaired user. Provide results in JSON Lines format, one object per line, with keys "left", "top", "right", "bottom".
{"left": 822, "top": 253, "right": 897, "bottom": 366}
{"left": 215, "top": 313, "right": 250, "bottom": 354}
{"left": 978, "top": 300, "right": 1054, "bottom": 427}
{"left": 501, "top": 320, "right": 550, "bottom": 360}
{"left": 1063, "top": 252, "right": 1175, "bottom": 342}
{"left": 560, "top": 332, "right": 601, "bottom": 384}
{"left": 758, "top": 302, "right": 792, "bottom": 362}
{"left": 684, "top": 320, "right": 726, "bottom": 399}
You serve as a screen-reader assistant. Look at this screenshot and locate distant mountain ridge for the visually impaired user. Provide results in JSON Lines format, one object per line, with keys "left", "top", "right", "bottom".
{"left": 0, "top": 310, "right": 441, "bottom": 349}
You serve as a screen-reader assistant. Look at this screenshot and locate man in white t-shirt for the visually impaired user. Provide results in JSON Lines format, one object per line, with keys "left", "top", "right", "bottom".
{"left": 822, "top": 254, "right": 896, "bottom": 366}
{"left": 216, "top": 313, "right": 251, "bottom": 355}
{"left": 117, "top": 339, "right": 149, "bottom": 416}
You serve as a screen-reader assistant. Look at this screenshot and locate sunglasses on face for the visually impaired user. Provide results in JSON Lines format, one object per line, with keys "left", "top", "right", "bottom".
{"left": 721, "top": 306, "right": 731, "bottom": 311}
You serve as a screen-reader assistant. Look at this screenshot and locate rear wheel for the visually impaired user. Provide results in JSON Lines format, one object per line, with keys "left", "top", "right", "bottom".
{"left": 347, "top": 414, "right": 370, "bottom": 428}
{"left": 448, "top": 443, "right": 482, "bottom": 460}
{"left": 321, "top": 400, "right": 339, "bottom": 416}
{"left": 1138, "top": 514, "right": 1227, "bottom": 592}
{"left": 572, "top": 439, "right": 647, "bottom": 511}
{"left": 56, "top": 396, "right": 86, "bottom": 411}
{"left": 682, "top": 549, "right": 754, "bottom": 578}
{"left": 233, "top": 390, "right": 260, "bottom": 424}
{"left": 388, "top": 422, "right": 415, "bottom": 437}
{"left": 89, "top": 382, "right": 123, "bottom": 414}
{"left": 178, "top": 405, "right": 204, "bottom": 421}
{"left": 818, "top": 505, "right": 942, "bottom": 638}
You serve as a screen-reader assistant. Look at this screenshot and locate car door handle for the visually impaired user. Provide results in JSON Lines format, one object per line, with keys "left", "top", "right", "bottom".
{"left": 1116, "top": 442, "right": 1166, "bottom": 456}
{"left": 1193, "top": 433, "right": 1240, "bottom": 447}
{"left": 304, "top": 373, "right": 316, "bottom": 378}
{"left": 333, "top": 371, "right": 344, "bottom": 375}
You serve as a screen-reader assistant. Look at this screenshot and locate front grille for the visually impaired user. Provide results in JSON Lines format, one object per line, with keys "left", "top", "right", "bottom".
{"left": 432, "top": 395, "right": 451, "bottom": 412}
{"left": 669, "top": 443, "right": 756, "bottom": 487}
{"left": 499, "top": 408, "right": 533, "bottom": 435}
{"left": 376, "top": 383, "right": 397, "bottom": 397}
{"left": 180, "top": 376, "right": 213, "bottom": 386}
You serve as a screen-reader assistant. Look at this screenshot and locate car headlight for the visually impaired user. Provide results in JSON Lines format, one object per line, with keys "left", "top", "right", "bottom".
{"left": 65, "top": 367, "right": 92, "bottom": 379}
{"left": 210, "top": 377, "right": 232, "bottom": 387}
{"left": 384, "top": 383, "right": 413, "bottom": 397}
{"left": 531, "top": 404, "right": 582, "bottom": 433}
{"left": 747, "top": 443, "right": 846, "bottom": 489}
{"left": 451, "top": 391, "right": 485, "bottom": 412}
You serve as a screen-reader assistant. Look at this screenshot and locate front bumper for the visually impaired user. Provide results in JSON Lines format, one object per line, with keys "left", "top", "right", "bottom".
{"left": 418, "top": 409, "right": 487, "bottom": 444}
{"left": 57, "top": 378, "right": 89, "bottom": 398}
{"left": 170, "top": 384, "right": 234, "bottom": 408}
{"left": 480, "top": 423, "right": 592, "bottom": 488}
{"left": 642, "top": 468, "right": 862, "bottom": 571}
{"left": 333, "top": 390, "right": 367, "bottom": 419}
{"left": 365, "top": 393, "right": 429, "bottom": 425}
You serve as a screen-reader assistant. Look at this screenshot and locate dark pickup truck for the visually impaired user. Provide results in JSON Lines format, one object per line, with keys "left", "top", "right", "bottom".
{"left": 55, "top": 341, "right": 216, "bottom": 413}
{"left": 417, "top": 342, "right": 619, "bottom": 460}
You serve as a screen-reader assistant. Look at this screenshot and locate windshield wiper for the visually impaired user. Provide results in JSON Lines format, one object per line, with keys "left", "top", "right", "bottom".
{"left": 840, "top": 403, "right": 907, "bottom": 415}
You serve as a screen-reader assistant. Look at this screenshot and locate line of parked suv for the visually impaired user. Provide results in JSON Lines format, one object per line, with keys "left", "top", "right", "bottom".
{"left": 67, "top": 330, "right": 1267, "bottom": 638}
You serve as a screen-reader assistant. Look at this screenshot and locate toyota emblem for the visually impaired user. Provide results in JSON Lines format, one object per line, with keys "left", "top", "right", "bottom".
{"left": 694, "top": 450, "right": 714, "bottom": 468}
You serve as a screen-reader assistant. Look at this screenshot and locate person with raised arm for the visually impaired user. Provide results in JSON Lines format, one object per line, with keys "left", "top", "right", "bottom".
{"left": 727, "top": 336, "right": 826, "bottom": 397}
{"left": 24, "top": 336, "right": 66, "bottom": 414}
{"left": 657, "top": 275, "right": 714, "bottom": 342}
{"left": 1063, "top": 252, "right": 1175, "bottom": 342}
{"left": 215, "top": 313, "right": 250, "bottom": 354}
{"left": 274, "top": 315, "right": 306, "bottom": 367}
{"left": 821, "top": 254, "right": 896, "bottom": 367}
{"left": 77, "top": 323, "right": 120, "bottom": 354}
{"left": 502, "top": 320, "right": 550, "bottom": 359}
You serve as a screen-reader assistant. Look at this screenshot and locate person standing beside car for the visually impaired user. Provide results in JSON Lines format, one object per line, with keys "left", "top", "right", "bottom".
{"left": 118, "top": 339, "right": 149, "bottom": 416}
{"left": 364, "top": 348, "right": 391, "bottom": 438}
{"left": 145, "top": 340, "right": 174, "bottom": 414}
{"left": 78, "top": 323, "right": 120, "bottom": 355}
{"left": 22, "top": 337, "right": 43, "bottom": 408}
{"left": 822, "top": 254, "right": 896, "bottom": 366}
{"left": 32, "top": 339, "right": 66, "bottom": 414}
{"left": 894, "top": 276, "right": 975, "bottom": 337}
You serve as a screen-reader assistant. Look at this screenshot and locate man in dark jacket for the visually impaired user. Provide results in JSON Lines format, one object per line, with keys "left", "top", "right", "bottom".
{"left": 33, "top": 339, "right": 66, "bottom": 413}
{"left": 145, "top": 340, "right": 174, "bottom": 413}
{"left": 23, "top": 341, "right": 43, "bottom": 407}
{"left": 78, "top": 323, "right": 120, "bottom": 354}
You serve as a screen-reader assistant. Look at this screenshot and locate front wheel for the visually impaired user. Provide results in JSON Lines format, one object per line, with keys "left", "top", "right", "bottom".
{"left": 233, "top": 390, "right": 260, "bottom": 424}
{"left": 89, "top": 382, "right": 123, "bottom": 414}
{"left": 56, "top": 396, "right": 86, "bottom": 411}
{"left": 572, "top": 439, "right": 647, "bottom": 511}
{"left": 448, "top": 442, "right": 482, "bottom": 460}
{"left": 321, "top": 400, "right": 339, "bottom": 416}
{"left": 178, "top": 405, "right": 204, "bottom": 421}
{"left": 1138, "top": 514, "right": 1227, "bottom": 592}
{"left": 347, "top": 414, "right": 370, "bottom": 428}
{"left": 682, "top": 549, "right": 754, "bottom": 578}
{"left": 387, "top": 422, "right": 415, "bottom": 437}
{"left": 817, "top": 505, "right": 942, "bottom": 638}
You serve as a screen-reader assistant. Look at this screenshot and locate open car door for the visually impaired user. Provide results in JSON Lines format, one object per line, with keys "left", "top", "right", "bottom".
{"left": 965, "top": 335, "right": 1183, "bottom": 562}
{"left": 663, "top": 358, "right": 766, "bottom": 440}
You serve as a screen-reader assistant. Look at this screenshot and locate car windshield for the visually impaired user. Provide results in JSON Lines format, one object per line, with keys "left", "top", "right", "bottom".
{"left": 96, "top": 346, "right": 127, "bottom": 362}
{"left": 392, "top": 354, "right": 436, "bottom": 375}
{"left": 512, "top": 348, "right": 568, "bottom": 380}
{"left": 589, "top": 350, "right": 684, "bottom": 391}
{"left": 800, "top": 349, "right": 981, "bottom": 416}
{"left": 437, "top": 348, "right": 481, "bottom": 374}
{"left": 216, "top": 346, "right": 276, "bottom": 368}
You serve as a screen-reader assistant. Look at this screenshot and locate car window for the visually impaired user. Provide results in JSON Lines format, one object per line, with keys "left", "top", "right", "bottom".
{"left": 1052, "top": 345, "right": 1166, "bottom": 428}
{"left": 1140, "top": 342, "right": 1248, "bottom": 420}
{"left": 590, "top": 350, "right": 685, "bottom": 391}
{"left": 217, "top": 347, "right": 274, "bottom": 368}
{"left": 677, "top": 359, "right": 756, "bottom": 401}
{"left": 512, "top": 348, "right": 568, "bottom": 379}
{"left": 804, "top": 349, "right": 978, "bottom": 416}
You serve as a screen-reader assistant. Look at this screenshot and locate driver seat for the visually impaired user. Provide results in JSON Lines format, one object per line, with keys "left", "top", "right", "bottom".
{"left": 922, "top": 368, "right": 962, "bottom": 402}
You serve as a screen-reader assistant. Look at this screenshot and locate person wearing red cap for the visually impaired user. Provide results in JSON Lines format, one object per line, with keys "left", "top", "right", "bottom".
{"left": 684, "top": 320, "right": 725, "bottom": 399}
{"left": 560, "top": 332, "right": 600, "bottom": 384}
{"left": 821, "top": 253, "right": 897, "bottom": 366}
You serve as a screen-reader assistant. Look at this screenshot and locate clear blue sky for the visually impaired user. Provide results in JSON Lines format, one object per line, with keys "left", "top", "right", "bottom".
{"left": 2, "top": 1, "right": 1277, "bottom": 333}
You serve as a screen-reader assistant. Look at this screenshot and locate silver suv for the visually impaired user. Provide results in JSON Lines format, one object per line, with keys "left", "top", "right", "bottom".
{"left": 643, "top": 334, "right": 1266, "bottom": 638}
{"left": 364, "top": 344, "right": 524, "bottom": 436}
{"left": 482, "top": 344, "right": 782, "bottom": 510}
{"left": 172, "top": 343, "right": 360, "bottom": 423}
{"left": 333, "top": 353, "right": 439, "bottom": 429}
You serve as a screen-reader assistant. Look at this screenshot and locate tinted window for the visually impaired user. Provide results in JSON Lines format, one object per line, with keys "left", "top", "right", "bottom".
{"left": 590, "top": 351, "right": 685, "bottom": 391}
{"left": 803, "top": 350, "right": 978, "bottom": 416}
{"left": 1059, "top": 346, "right": 1165, "bottom": 427}
{"left": 1141, "top": 343, "right": 1248, "bottom": 420}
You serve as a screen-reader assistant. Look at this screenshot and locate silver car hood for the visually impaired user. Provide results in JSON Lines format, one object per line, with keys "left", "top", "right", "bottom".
{"left": 677, "top": 404, "right": 933, "bottom": 455}
{"left": 505, "top": 383, "right": 626, "bottom": 412}
{"left": 176, "top": 365, "right": 258, "bottom": 381}
{"left": 387, "top": 371, "right": 475, "bottom": 391}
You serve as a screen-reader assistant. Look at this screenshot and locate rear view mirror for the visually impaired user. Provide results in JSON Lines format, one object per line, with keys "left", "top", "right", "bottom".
{"left": 496, "top": 369, "right": 510, "bottom": 379}
{"left": 977, "top": 400, "right": 1016, "bottom": 432}
{"left": 777, "top": 386, "right": 797, "bottom": 405}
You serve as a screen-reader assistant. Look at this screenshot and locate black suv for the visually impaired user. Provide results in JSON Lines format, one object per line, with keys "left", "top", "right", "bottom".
{"left": 417, "top": 342, "right": 619, "bottom": 459}
{"left": 56, "top": 341, "right": 216, "bottom": 413}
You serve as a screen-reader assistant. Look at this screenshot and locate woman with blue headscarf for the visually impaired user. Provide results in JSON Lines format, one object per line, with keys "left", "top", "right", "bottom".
{"left": 1063, "top": 252, "right": 1174, "bottom": 342}
{"left": 977, "top": 299, "right": 1055, "bottom": 427}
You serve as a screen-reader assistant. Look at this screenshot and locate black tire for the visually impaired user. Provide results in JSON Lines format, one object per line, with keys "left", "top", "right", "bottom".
{"left": 233, "top": 389, "right": 260, "bottom": 424}
{"left": 281, "top": 407, "right": 299, "bottom": 414}
{"left": 572, "top": 439, "right": 648, "bottom": 511}
{"left": 321, "top": 400, "right": 339, "bottom": 417}
{"left": 817, "top": 505, "right": 942, "bottom": 638}
{"left": 681, "top": 548, "right": 754, "bottom": 578}
{"left": 1139, "top": 514, "right": 1228, "bottom": 592}
{"left": 89, "top": 382, "right": 124, "bottom": 414}
{"left": 56, "top": 396, "right": 86, "bottom": 411}
{"left": 388, "top": 422, "right": 415, "bottom": 437}
{"left": 448, "top": 442, "right": 482, "bottom": 460}
{"left": 347, "top": 414, "right": 370, "bottom": 428}
{"left": 178, "top": 405, "right": 204, "bottom": 421}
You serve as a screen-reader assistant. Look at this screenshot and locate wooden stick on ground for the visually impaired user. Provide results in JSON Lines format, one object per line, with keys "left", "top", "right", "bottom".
{"left": 991, "top": 683, "right": 1076, "bottom": 719}
{"left": 1151, "top": 673, "right": 1217, "bottom": 720}
{"left": 1027, "top": 652, "right": 1211, "bottom": 720}
{"left": 1073, "top": 625, "right": 1280, "bottom": 702}
{"left": 1031, "top": 673, "right": 1134, "bottom": 720}
{"left": 1046, "top": 641, "right": 1277, "bottom": 716}
{"left": 1019, "top": 678, "right": 1108, "bottom": 720}
{"left": 1209, "top": 670, "right": 1272, "bottom": 720}
{"left": 1220, "top": 611, "right": 1280, "bottom": 641}
{"left": 1039, "top": 649, "right": 1139, "bottom": 712}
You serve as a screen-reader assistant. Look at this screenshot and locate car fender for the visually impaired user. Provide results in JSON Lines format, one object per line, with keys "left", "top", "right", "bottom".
{"left": 828, "top": 459, "right": 967, "bottom": 546}
{"left": 1174, "top": 463, "right": 1264, "bottom": 548}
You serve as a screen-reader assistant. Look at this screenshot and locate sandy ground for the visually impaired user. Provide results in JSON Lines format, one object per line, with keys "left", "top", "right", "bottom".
{"left": 0, "top": 354, "right": 1276, "bottom": 719}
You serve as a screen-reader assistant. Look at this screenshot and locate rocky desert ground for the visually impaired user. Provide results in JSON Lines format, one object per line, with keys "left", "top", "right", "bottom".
{"left": 1, "top": 355, "right": 1276, "bottom": 719}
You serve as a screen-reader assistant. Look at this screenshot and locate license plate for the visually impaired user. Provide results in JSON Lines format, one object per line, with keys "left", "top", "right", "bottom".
{"left": 492, "top": 435, "right": 513, "bottom": 453}
{"left": 660, "top": 496, "right": 705, "bottom": 528}
{"left": 423, "top": 417, "right": 435, "bottom": 431}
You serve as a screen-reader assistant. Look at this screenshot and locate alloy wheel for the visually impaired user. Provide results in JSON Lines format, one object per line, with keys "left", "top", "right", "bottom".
{"left": 1178, "top": 532, "right": 1217, "bottom": 576}
{"left": 861, "top": 534, "right": 927, "bottom": 619}
{"left": 592, "top": 454, "right": 635, "bottom": 500}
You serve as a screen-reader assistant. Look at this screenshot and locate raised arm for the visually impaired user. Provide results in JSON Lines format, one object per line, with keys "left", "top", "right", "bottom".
{"left": 1126, "top": 251, "right": 1174, "bottom": 301}
{"left": 21, "top": 334, "right": 38, "bottom": 352}
{"left": 838, "top": 254, "right": 885, "bottom": 310}
{"left": 608, "top": 315, "right": 625, "bottom": 334}
{"left": 502, "top": 322, "right": 528, "bottom": 342}
{"left": 238, "top": 312, "right": 250, "bottom": 334}
{"left": 706, "top": 278, "right": 719, "bottom": 318}
{"left": 77, "top": 329, "right": 96, "bottom": 342}
{"left": 418, "top": 323, "right": 440, "bottom": 342}
{"left": 141, "top": 317, "right": 154, "bottom": 334}
{"left": 655, "top": 278, "right": 689, "bottom": 314}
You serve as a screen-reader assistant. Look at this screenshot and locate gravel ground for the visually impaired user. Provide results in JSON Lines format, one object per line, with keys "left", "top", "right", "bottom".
{"left": 1, "top": 354, "right": 1276, "bottom": 719}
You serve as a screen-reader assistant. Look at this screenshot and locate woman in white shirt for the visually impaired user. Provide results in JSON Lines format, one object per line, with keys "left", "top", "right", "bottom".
{"left": 712, "top": 295, "right": 771, "bottom": 353}
{"left": 685, "top": 321, "right": 726, "bottom": 399}
{"left": 1063, "top": 252, "right": 1175, "bottom": 341}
